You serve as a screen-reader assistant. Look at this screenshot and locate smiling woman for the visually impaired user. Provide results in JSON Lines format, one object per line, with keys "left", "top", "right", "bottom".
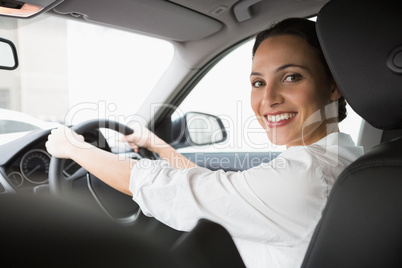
{"left": 45, "top": 17, "right": 364, "bottom": 268}
{"left": 250, "top": 34, "right": 342, "bottom": 147}
{"left": 1, "top": 0, "right": 391, "bottom": 267}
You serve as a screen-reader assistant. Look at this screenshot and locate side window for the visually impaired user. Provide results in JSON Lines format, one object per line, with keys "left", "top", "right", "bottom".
{"left": 174, "top": 40, "right": 362, "bottom": 153}
{"left": 174, "top": 40, "right": 277, "bottom": 153}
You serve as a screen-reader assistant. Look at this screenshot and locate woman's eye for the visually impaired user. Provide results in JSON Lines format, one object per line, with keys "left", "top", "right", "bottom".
{"left": 252, "top": 80, "right": 264, "bottom": 88}
{"left": 283, "top": 74, "right": 302, "bottom": 82}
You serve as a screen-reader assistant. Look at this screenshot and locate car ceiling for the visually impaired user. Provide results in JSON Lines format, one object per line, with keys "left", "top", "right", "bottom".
{"left": 48, "top": 0, "right": 329, "bottom": 68}
{"left": 0, "top": 0, "right": 331, "bottom": 126}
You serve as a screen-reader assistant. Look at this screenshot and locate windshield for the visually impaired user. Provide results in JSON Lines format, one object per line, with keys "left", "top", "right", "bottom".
{"left": 0, "top": 14, "right": 173, "bottom": 126}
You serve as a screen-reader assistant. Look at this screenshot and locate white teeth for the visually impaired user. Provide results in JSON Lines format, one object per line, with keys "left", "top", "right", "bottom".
{"left": 266, "top": 113, "right": 296, "bottom": 123}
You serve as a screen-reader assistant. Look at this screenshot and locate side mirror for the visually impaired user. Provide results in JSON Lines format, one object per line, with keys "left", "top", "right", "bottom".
{"left": 0, "top": 37, "right": 18, "bottom": 70}
{"left": 172, "top": 112, "right": 227, "bottom": 148}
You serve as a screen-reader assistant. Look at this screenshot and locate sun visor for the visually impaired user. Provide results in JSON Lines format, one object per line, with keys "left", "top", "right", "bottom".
{"left": 0, "top": 0, "right": 63, "bottom": 18}
{"left": 316, "top": 0, "right": 402, "bottom": 130}
{"left": 53, "top": 0, "right": 223, "bottom": 42}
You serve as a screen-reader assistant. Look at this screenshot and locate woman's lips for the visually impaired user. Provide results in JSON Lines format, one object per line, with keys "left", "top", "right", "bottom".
{"left": 264, "top": 112, "right": 297, "bottom": 128}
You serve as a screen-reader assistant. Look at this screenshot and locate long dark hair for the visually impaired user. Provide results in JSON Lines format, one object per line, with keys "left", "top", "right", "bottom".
{"left": 252, "top": 18, "right": 347, "bottom": 122}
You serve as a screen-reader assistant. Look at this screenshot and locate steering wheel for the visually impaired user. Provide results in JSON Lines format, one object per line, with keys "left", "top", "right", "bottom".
{"left": 48, "top": 119, "right": 149, "bottom": 225}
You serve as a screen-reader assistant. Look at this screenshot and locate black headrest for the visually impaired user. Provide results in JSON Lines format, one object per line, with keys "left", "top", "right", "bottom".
{"left": 316, "top": 0, "right": 402, "bottom": 130}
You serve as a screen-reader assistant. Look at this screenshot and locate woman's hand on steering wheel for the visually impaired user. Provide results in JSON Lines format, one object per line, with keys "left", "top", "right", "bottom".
{"left": 120, "top": 124, "right": 167, "bottom": 154}
{"left": 46, "top": 126, "right": 90, "bottom": 159}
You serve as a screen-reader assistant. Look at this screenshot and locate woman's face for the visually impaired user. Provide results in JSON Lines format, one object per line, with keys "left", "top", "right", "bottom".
{"left": 250, "top": 35, "right": 341, "bottom": 148}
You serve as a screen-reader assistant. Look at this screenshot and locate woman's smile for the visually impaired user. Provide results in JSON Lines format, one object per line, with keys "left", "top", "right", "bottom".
{"left": 264, "top": 112, "right": 297, "bottom": 127}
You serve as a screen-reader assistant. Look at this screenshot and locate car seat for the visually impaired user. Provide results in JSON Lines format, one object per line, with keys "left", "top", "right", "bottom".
{"left": 301, "top": 0, "right": 402, "bottom": 267}
{"left": 0, "top": 193, "right": 245, "bottom": 267}
{"left": 170, "top": 218, "right": 245, "bottom": 268}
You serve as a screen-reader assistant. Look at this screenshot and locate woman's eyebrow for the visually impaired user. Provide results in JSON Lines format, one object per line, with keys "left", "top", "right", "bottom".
{"left": 275, "top": 63, "right": 308, "bottom": 72}
{"left": 250, "top": 64, "right": 309, "bottom": 77}
{"left": 250, "top": 71, "right": 263, "bottom": 77}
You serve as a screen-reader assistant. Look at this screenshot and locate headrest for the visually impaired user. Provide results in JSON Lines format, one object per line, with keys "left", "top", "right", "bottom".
{"left": 316, "top": 0, "right": 402, "bottom": 130}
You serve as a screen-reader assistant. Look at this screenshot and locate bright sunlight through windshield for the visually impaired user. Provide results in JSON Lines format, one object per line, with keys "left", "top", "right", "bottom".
{"left": 0, "top": 14, "right": 173, "bottom": 125}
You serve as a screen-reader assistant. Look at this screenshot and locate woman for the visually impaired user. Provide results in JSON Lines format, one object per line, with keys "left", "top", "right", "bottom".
{"left": 46, "top": 18, "right": 364, "bottom": 268}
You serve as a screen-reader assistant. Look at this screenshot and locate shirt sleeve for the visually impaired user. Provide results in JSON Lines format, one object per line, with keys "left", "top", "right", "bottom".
{"left": 129, "top": 155, "right": 326, "bottom": 246}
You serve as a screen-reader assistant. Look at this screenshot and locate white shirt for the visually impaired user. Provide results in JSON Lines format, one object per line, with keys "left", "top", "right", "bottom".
{"left": 129, "top": 132, "right": 364, "bottom": 267}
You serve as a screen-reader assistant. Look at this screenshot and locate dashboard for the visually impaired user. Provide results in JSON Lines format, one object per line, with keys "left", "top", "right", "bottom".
{"left": 9, "top": 147, "right": 52, "bottom": 188}
{"left": 4, "top": 143, "right": 81, "bottom": 190}
{"left": 0, "top": 126, "right": 148, "bottom": 228}
{"left": 0, "top": 128, "right": 105, "bottom": 193}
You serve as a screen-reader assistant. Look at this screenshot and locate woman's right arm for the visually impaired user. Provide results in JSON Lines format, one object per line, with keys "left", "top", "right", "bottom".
{"left": 45, "top": 124, "right": 197, "bottom": 196}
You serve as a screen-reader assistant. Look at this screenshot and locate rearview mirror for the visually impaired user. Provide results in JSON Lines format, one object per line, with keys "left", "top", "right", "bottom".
{"left": 0, "top": 37, "right": 18, "bottom": 70}
{"left": 172, "top": 112, "right": 227, "bottom": 148}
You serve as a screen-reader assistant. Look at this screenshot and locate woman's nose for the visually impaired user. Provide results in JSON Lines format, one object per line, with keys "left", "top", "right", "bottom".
{"left": 262, "top": 83, "right": 284, "bottom": 108}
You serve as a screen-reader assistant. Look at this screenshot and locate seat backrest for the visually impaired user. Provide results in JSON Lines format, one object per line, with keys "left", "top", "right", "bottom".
{"left": 302, "top": 0, "right": 402, "bottom": 267}
{"left": 302, "top": 138, "right": 402, "bottom": 267}
{"left": 0, "top": 193, "right": 245, "bottom": 267}
{"left": 171, "top": 218, "right": 246, "bottom": 268}
{"left": 0, "top": 193, "right": 177, "bottom": 267}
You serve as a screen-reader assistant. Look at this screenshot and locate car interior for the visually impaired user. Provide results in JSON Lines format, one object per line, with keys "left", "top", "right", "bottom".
{"left": 0, "top": 0, "right": 401, "bottom": 267}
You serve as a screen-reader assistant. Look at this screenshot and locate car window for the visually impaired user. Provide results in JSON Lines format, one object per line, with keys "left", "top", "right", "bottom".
{"left": 175, "top": 40, "right": 363, "bottom": 153}
{"left": 0, "top": 14, "right": 173, "bottom": 126}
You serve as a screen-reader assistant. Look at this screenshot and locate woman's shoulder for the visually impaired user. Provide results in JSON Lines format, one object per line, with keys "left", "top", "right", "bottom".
{"left": 276, "top": 132, "right": 364, "bottom": 168}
